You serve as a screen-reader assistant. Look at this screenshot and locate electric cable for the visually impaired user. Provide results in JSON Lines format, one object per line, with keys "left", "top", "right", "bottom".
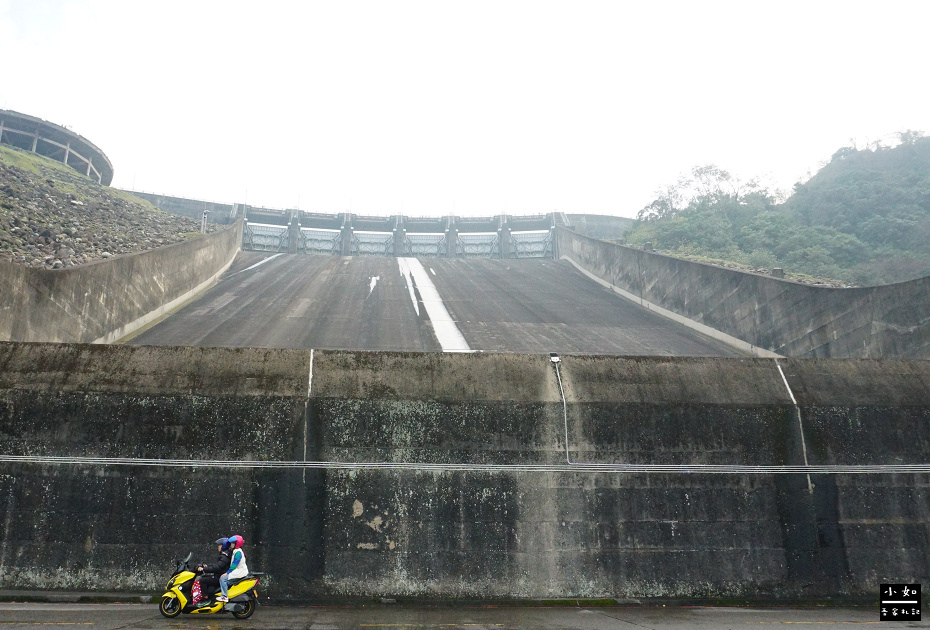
{"left": 1, "top": 454, "right": 929, "bottom": 474}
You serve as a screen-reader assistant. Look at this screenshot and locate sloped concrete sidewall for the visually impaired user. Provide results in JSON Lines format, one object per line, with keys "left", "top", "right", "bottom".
{"left": 556, "top": 228, "right": 930, "bottom": 359}
{"left": 1, "top": 343, "right": 929, "bottom": 601}
{"left": 0, "top": 221, "right": 242, "bottom": 344}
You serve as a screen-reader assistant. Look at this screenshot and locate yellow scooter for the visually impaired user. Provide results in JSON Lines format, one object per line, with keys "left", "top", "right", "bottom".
{"left": 159, "top": 552, "right": 261, "bottom": 619}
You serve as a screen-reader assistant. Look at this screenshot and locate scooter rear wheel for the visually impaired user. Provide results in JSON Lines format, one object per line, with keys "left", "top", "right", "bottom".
{"left": 231, "top": 600, "right": 256, "bottom": 619}
{"left": 159, "top": 596, "right": 183, "bottom": 618}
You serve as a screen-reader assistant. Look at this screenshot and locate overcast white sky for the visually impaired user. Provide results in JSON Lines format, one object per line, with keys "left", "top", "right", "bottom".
{"left": 2, "top": 0, "right": 928, "bottom": 218}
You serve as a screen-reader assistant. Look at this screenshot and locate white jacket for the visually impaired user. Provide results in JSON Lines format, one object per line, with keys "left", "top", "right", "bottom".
{"left": 227, "top": 548, "right": 249, "bottom": 579}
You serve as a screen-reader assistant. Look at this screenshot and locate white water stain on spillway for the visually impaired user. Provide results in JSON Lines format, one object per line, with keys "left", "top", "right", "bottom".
{"left": 228, "top": 252, "right": 284, "bottom": 277}
{"left": 397, "top": 258, "right": 420, "bottom": 317}
{"left": 367, "top": 276, "right": 380, "bottom": 298}
{"left": 397, "top": 257, "right": 471, "bottom": 353}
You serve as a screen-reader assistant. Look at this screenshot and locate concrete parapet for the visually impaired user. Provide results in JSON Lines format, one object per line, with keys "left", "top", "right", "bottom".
{"left": 0, "top": 221, "right": 242, "bottom": 343}
{"left": 127, "top": 191, "right": 238, "bottom": 225}
{"left": 556, "top": 227, "right": 930, "bottom": 359}
{"left": 1, "top": 344, "right": 929, "bottom": 600}
{"left": 566, "top": 213, "right": 633, "bottom": 240}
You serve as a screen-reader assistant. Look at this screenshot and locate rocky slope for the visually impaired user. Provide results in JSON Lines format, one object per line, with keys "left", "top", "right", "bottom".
{"left": 0, "top": 145, "right": 216, "bottom": 269}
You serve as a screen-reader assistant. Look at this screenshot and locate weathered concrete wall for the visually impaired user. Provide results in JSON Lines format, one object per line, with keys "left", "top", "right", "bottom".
{"left": 556, "top": 227, "right": 930, "bottom": 360}
{"left": 1, "top": 343, "right": 929, "bottom": 601}
{"left": 0, "top": 343, "right": 318, "bottom": 595}
{"left": 314, "top": 352, "right": 930, "bottom": 599}
{"left": 0, "top": 221, "right": 242, "bottom": 344}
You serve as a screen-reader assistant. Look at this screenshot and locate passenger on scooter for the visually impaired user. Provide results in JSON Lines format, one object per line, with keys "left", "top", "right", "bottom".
{"left": 195, "top": 537, "right": 232, "bottom": 605}
{"left": 217, "top": 535, "right": 248, "bottom": 603}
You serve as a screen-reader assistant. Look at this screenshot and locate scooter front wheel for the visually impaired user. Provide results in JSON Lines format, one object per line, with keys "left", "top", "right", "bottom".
{"left": 159, "top": 595, "right": 183, "bottom": 618}
{"left": 231, "top": 600, "right": 256, "bottom": 619}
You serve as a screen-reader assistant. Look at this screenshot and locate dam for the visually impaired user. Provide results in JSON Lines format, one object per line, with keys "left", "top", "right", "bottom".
{"left": 1, "top": 342, "right": 928, "bottom": 601}
{"left": 1, "top": 212, "right": 929, "bottom": 602}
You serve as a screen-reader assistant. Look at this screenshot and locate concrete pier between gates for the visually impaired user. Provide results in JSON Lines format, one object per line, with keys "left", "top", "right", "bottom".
{"left": 1, "top": 342, "right": 928, "bottom": 602}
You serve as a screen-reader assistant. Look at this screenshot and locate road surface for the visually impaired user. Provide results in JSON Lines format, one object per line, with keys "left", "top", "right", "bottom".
{"left": 0, "top": 602, "right": 911, "bottom": 629}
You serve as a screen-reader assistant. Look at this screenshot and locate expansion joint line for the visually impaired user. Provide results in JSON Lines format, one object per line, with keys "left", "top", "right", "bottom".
{"left": 775, "top": 359, "right": 814, "bottom": 494}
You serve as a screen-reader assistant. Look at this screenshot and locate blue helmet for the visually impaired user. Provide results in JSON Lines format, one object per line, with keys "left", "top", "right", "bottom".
{"left": 215, "top": 537, "right": 230, "bottom": 550}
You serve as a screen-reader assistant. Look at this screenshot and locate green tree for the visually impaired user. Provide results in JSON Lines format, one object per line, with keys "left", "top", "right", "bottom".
{"left": 625, "top": 135, "right": 930, "bottom": 286}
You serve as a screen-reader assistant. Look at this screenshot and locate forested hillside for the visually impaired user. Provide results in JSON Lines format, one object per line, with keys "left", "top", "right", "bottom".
{"left": 624, "top": 133, "right": 930, "bottom": 286}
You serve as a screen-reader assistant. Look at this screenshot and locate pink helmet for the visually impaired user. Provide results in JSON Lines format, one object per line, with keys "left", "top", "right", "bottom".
{"left": 229, "top": 534, "right": 244, "bottom": 549}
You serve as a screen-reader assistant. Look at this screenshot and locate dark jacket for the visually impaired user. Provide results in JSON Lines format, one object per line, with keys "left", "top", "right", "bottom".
{"left": 201, "top": 549, "right": 231, "bottom": 576}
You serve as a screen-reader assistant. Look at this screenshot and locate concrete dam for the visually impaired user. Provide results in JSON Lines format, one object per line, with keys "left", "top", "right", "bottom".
{"left": 2, "top": 343, "right": 929, "bottom": 601}
{"left": 1, "top": 218, "right": 929, "bottom": 602}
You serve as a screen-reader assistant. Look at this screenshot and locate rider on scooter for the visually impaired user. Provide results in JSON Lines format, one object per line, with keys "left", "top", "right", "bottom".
{"left": 194, "top": 538, "right": 232, "bottom": 605}
{"left": 217, "top": 535, "right": 248, "bottom": 603}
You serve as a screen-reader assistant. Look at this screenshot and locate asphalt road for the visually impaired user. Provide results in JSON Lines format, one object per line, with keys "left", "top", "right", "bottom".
{"left": 129, "top": 253, "right": 740, "bottom": 356}
{"left": 0, "top": 602, "right": 917, "bottom": 629}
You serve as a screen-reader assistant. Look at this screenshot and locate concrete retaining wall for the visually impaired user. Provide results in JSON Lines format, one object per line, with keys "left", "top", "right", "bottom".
{"left": 556, "top": 228, "right": 930, "bottom": 359}
{"left": 126, "top": 191, "right": 240, "bottom": 225}
{"left": 566, "top": 213, "right": 633, "bottom": 241}
{"left": 0, "top": 221, "right": 242, "bottom": 344}
{"left": 1, "top": 343, "right": 929, "bottom": 601}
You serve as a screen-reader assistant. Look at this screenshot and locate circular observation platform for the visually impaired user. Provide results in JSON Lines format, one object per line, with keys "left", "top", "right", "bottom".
{"left": 0, "top": 109, "right": 113, "bottom": 185}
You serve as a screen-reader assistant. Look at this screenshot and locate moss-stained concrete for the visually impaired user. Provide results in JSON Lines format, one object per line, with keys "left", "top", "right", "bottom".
{"left": 1, "top": 343, "right": 929, "bottom": 601}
